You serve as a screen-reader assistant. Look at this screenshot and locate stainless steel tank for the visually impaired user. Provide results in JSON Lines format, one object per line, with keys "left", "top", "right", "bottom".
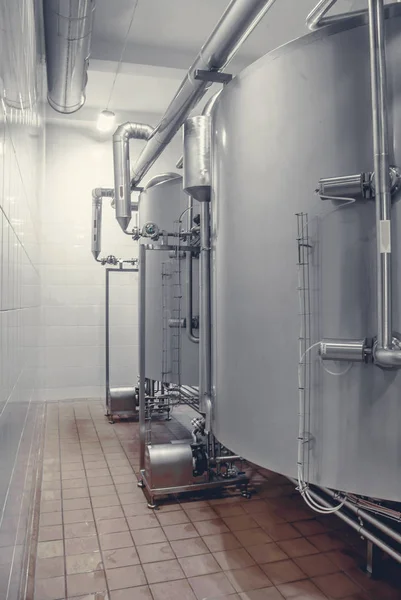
{"left": 139, "top": 174, "right": 199, "bottom": 385}
{"left": 211, "top": 8, "right": 401, "bottom": 501}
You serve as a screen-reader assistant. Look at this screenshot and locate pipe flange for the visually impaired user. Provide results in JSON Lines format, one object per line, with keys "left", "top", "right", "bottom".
{"left": 370, "top": 166, "right": 401, "bottom": 197}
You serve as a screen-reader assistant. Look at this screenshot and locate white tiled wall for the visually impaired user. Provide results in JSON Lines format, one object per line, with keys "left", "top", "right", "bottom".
{"left": 39, "top": 119, "right": 182, "bottom": 401}
{"left": 0, "top": 3, "right": 45, "bottom": 413}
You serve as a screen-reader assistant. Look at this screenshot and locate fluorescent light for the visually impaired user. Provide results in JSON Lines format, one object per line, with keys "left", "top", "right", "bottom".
{"left": 97, "top": 109, "right": 116, "bottom": 132}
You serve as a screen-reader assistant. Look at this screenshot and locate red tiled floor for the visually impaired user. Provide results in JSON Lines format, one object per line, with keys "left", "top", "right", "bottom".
{"left": 171, "top": 537, "right": 210, "bottom": 557}
{"left": 142, "top": 558, "right": 185, "bottom": 584}
{"left": 235, "top": 528, "right": 273, "bottom": 547}
{"left": 247, "top": 542, "right": 289, "bottom": 565}
{"left": 261, "top": 559, "right": 307, "bottom": 585}
{"left": 277, "top": 578, "right": 327, "bottom": 598}
{"left": 179, "top": 552, "right": 221, "bottom": 577}
{"left": 225, "top": 565, "right": 273, "bottom": 592}
{"left": 188, "top": 571, "right": 236, "bottom": 599}
{"left": 164, "top": 522, "right": 200, "bottom": 541}
{"left": 106, "top": 564, "right": 147, "bottom": 590}
{"left": 137, "top": 541, "right": 175, "bottom": 563}
{"left": 151, "top": 578, "right": 197, "bottom": 600}
{"left": 203, "top": 532, "right": 243, "bottom": 553}
{"left": 313, "top": 572, "right": 362, "bottom": 598}
{"left": 31, "top": 401, "right": 400, "bottom": 600}
{"left": 213, "top": 548, "right": 256, "bottom": 571}
{"left": 194, "top": 519, "right": 230, "bottom": 536}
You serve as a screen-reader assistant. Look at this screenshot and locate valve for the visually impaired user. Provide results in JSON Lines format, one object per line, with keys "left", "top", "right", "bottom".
{"left": 142, "top": 222, "right": 160, "bottom": 240}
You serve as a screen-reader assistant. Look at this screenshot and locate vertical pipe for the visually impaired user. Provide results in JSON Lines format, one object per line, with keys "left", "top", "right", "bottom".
{"left": 186, "top": 196, "right": 199, "bottom": 344}
{"left": 105, "top": 269, "right": 110, "bottom": 414}
{"left": 139, "top": 245, "right": 147, "bottom": 471}
{"left": 92, "top": 196, "right": 102, "bottom": 260}
{"left": 199, "top": 203, "right": 212, "bottom": 414}
{"left": 368, "top": 0, "right": 392, "bottom": 350}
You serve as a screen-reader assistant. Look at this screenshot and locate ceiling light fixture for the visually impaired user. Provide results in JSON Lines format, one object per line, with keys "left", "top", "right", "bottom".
{"left": 96, "top": 109, "right": 116, "bottom": 132}
{"left": 96, "top": 0, "right": 140, "bottom": 132}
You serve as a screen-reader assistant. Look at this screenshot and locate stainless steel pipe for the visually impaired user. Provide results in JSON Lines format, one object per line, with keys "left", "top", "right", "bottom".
{"left": 91, "top": 188, "right": 113, "bottom": 260}
{"left": 289, "top": 479, "right": 401, "bottom": 565}
{"left": 186, "top": 196, "right": 199, "bottom": 344}
{"left": 113, "top": 122, "right": 153, "bottom": 231}
{"left": 321, "top": 486, "right": 401, "bottom": 546}
{"left": 139, "top": 244, "right": 147, "bottom": 471}
{"left": 367, "top": 0, "right": 401, "bottom": 366}
{"left": 305, "top": 486, "right": 401, "bottom": 565}
{"left": 199, "top": 202, "right": 212, "bottom": 415}
{"left": 130, "top": 0, "right": 277, "bottom": 188}
{"left": 183, "top": 114, "right": 212, "bottom": 415}
{"left": 306, "top": 0, "right": 339, "bottom": 29}
{"left": 306, "top": 0, "right": 373, "bottom": 30}
{"left": 43, "top": 0, "right": 96, "bottom": 113}
{"left": 370, "top": 0, "right": 392, "bottom": 350}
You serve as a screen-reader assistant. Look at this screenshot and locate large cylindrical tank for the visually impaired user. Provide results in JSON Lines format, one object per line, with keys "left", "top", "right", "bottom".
{"left": 211, "top": 9, "right": 401, "bottom": 501}
{"left": 139, "top": 174, "right": 199, "bottom": 385}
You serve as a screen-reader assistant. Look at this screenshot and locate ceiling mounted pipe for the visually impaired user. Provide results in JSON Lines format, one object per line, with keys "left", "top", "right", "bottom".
{"left": 43, "top": 0, "right": 96, "bottom": 114}
{"left": 129, "top": 0, "right": 277, "bottom": 189}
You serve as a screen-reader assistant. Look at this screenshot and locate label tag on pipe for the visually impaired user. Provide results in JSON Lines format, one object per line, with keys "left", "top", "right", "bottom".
{"left": 380, "top": 220, "right": 391, "bottom": 253}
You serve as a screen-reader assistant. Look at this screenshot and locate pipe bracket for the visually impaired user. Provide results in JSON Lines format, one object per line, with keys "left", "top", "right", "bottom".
{"left": 194, "top": 69, "right": 232, "bottom": 84}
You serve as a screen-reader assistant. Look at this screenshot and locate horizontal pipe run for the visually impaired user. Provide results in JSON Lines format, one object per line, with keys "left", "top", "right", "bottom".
{"left": 289, "top": 479, "right": 401, "bottom": 565}
{"left": 130, "top": 0, "right": 277, "bottom": 187}
{"left": 215, "top": 455, "right": 242, "bottom": 463}
{"left": 321, "top": 486, "right": 401, "bottom": 547}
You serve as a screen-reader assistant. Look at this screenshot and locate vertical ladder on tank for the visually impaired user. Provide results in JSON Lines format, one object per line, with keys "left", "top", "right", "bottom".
{"left": 171, "top": 250, "right": 183, "bottom": 391}
{"left": 296, "top": 212, "right": 313, "bottom": 486}
{"left": 161, "top": 261, "right": 172, "bottom": 381}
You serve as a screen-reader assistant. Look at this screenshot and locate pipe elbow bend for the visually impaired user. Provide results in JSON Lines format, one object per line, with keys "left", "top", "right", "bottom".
{"left": 113, "top": 122, "right": 154, "bottom": 143}
{"left": 374, "top": 346, "right": 401, "bottom": 369}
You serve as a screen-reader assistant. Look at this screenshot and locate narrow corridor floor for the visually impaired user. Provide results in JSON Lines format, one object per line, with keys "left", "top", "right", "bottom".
{"left": 32, "top": 400, "right": 400, "bottom": 600}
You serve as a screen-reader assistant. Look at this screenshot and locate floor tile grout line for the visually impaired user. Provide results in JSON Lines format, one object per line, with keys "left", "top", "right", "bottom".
{"left": 76, "top": 402, "right": 118, "bottom": 599}
{"left": 8, "top": 402, "right": 44, "bottom": 600}
{"left": 86, "top": 403, "right": 157, "bottom": 595}
{"left": 20, "top": 402, "right": 47, "bottom": 600}
{"left": 32, "top": 401, "right": 385, "bottom": 600}
{"left": 58, "top": 401, "right": 68, "bottom": 600}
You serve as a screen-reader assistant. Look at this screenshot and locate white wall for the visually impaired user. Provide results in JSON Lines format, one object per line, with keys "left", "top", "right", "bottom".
{"left": 0, "top": 10, "right": 44, "bottom": 414}
{"left": 39, "top": 117, "right": 182, "bottom": 401}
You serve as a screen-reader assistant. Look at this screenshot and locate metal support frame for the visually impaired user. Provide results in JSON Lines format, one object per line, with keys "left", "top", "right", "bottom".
{"left": 138, "top": 243, "right": 248, "bottom": 506}
{"left": 105, "top": 266, "right": 138, "bottom": 422}
{"left": 139, "top": 471, "right": 250, "bottom": 509}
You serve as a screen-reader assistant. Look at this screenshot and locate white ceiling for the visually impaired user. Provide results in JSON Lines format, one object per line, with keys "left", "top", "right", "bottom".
{"left": 50, "top": 0, "right": 369, "bottom": 121}
{"left": 91, "top": 0, "right": 365, "bottom": 70}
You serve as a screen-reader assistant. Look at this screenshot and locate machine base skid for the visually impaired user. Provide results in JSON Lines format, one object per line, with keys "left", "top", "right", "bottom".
{"left": 139, "top": 469, "right": 250, "bottom": 508}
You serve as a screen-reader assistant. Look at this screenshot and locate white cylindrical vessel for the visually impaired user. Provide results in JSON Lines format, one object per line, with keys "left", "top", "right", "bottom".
{"left": 139, "top": 174, "right": 199, "bottom": 385}
{"left": 211, "top": 8, "right": 401, "bottom": 501}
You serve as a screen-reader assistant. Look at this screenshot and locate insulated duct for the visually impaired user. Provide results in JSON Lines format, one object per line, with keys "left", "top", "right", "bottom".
{"left": 130, "top": 0, "right": 276, "bottom": 189}
{"left": 91, "top": 188, "right": 113, "bottom": 260}
{"left": 0, "top": 0, "right": 37, "bottom": 110}
{"left": 113, "top": 122, "right": 154, "bottom": 231}
{"left": 43, "top": 0, "right": 96, "bottom": 113}
{"left": 111, "top": 0, "right": 276, "bottom": 231}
